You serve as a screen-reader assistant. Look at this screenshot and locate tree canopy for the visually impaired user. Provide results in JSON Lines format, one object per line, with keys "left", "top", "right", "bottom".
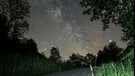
{"left": 69, "top": 53, "right": 96, "bottom": 67}
{"left": 50, "top": 47, "right": 62, "bottom": 62}
{"left": 0, "top": 0, "right": 30, "bottom": 39}
{"left": 0, "top": 0, "right": 38, "bottom": 53}
{"left": 80, "top": 0, "right": 134, "bottom": 45}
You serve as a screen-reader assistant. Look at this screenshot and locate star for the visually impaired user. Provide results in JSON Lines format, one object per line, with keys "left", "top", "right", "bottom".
{"left": 109, "top": 40, "right": 112, "bottom": 43}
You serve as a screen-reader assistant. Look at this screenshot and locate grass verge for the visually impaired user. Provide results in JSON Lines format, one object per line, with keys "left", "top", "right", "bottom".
{"left": 0, "top": 52, "right": 74, "bottom": 76}
{"left": 97, "top": 62, "right": 134, "bottom": 76}
{"left": 89, "top": 48, "right": 134, "bottom": 76}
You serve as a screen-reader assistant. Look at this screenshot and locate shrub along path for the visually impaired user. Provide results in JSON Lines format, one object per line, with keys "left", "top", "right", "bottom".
{"left": 45, "top": 67, "right": 99, "bottom": 76}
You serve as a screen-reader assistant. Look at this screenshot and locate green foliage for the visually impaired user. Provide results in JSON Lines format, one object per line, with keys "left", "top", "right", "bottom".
{"left": 97, "top": 62, "right": 134, "bottom": 76}
{"left": 96, "top": 41, "right": 123, "bottom": 65}
{"left": 122, "top": 48, "right": 134, "bottom": 68}
{"left": 93, "top": 48, "right": 134, "bottom": 76}
{"left": 122, "top": 47, "right": 134, "bottom": 61}
{"left": 0, "top": 52, "right": 74, "bottom": 76}
{"left": 80, "top": 0, "right": 134, "bottom": 45}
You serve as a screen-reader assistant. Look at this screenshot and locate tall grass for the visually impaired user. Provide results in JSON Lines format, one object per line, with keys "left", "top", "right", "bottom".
{"left": 0, "top": 52, "right": 74, "bottom": 76}
{"left": 89, "top": 48, "right": 134, "bottom": 76}
{"left": 97, "top": 62, "right": 134, "bottom": 76}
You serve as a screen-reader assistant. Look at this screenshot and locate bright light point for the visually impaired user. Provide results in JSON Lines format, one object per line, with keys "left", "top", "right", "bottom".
{"left": 109, "top": 40, "right": 112, "bottom": 42}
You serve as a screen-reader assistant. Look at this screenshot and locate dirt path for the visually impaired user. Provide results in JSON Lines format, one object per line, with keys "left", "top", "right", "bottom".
{"left": 45, "top": 67, "right": 99, "bottom": 76}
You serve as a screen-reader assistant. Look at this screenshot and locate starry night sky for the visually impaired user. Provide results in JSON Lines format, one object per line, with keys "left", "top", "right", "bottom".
{"left": 26, "top": 0, "right": 126, "bottom": 60}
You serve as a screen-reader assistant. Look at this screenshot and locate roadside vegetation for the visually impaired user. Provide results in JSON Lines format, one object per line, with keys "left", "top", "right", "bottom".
{"left": 80, "top": 0, "right": 134, "bottom": 76}
{"left": 96, "top": 48, "right": 134, "bottom": 76}
{"left": 0, "top": 52, "right": 74, "bottom": 76}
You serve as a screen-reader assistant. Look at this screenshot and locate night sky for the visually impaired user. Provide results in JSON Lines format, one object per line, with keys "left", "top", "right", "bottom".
{"left": 26, "top": 0, "right": 126, "bottom": 60}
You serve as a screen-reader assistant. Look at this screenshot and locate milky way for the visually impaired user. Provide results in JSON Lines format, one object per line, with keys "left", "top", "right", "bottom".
{"left": 26, "top": 0, "right": 126, "bottom": 60}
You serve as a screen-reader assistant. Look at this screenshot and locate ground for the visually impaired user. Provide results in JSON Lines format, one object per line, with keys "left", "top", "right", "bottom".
{"left": 46, "top": 67, "right": 99, "bottom": 76}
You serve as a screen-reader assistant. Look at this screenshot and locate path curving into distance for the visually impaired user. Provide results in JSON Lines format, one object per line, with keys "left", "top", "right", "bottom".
{"left": 45, "top": 67, "right": 99, "bottom": 76}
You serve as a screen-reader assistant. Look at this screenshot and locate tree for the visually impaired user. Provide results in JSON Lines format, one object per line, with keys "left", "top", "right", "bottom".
{"left": 69, "top": 53, "right": 83, "bottom": 67}
{"left": 0, "top": 0, "right": 31, "bottom": 52}
{"left": 50, "top": 47, "right": 62, "bottom": 62}
{"left": 0, "top": 14, "right": 8, "bottom": 40}
{"left": 86, "top": 53, "right": 96, "bottom": 66}
{"left": 80, "top": 0, "right": 134, "bottom": 45}
{"left": 96, "top": 41, "right": 123, "bottom": 65}
{"left": 69, "top": 53, "right": 97, "bottom": 67}
{"left": 22, "top": 38, "right": 38, "bottom": 53}
{"left": 0, "top": 0, "right": 30, "bottom": 39}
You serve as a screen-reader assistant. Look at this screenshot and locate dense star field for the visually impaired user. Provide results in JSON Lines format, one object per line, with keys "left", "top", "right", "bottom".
{"left": 26, "top": 0, "right": 126, "bottom": 59}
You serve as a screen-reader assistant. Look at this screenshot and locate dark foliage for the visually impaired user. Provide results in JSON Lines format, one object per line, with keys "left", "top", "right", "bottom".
{"left": 0, "top": 14, "right": 8, "bottom": 40}
{"left": 69, "top": 53, "right": 96, "bottom": 67}
{"left": 96, "top": 41, "right": 124, "bottom": 66}
{"left": 80, "top": 0, "right": 134, "bottom": 45}
{"left": 0, "top": 0, "right": 38, "bottom": 54}
{"left": 119, "top": 45, "right": 134, "bottom": 69}
{"left": 49, "top": 47, "right": 62, "bottom": 62}
{"left": 0, "top": 0, "right": 30, "bottom": 39}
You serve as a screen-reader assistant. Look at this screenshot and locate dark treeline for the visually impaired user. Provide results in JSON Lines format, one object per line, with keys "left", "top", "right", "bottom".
{"left": 47, "top": 41, "right": 131, "bottom": 68}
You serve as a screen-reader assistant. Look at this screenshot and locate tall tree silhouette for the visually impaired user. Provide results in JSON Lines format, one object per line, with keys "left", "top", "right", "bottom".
{"left": 50, "top": 47, "right": 62, "bottom": 62}
{"left": 0, "top": 0, "right": 34, "bottom": 53}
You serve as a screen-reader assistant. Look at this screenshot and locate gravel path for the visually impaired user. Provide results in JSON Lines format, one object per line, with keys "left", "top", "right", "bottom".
{"left": 45, "top": 67, "right": 99, "bottom": 76}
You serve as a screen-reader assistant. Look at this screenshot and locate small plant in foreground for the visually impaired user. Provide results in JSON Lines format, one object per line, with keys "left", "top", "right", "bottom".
{"left": 88, "top": 65, "right": 94, "bottom": 76}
